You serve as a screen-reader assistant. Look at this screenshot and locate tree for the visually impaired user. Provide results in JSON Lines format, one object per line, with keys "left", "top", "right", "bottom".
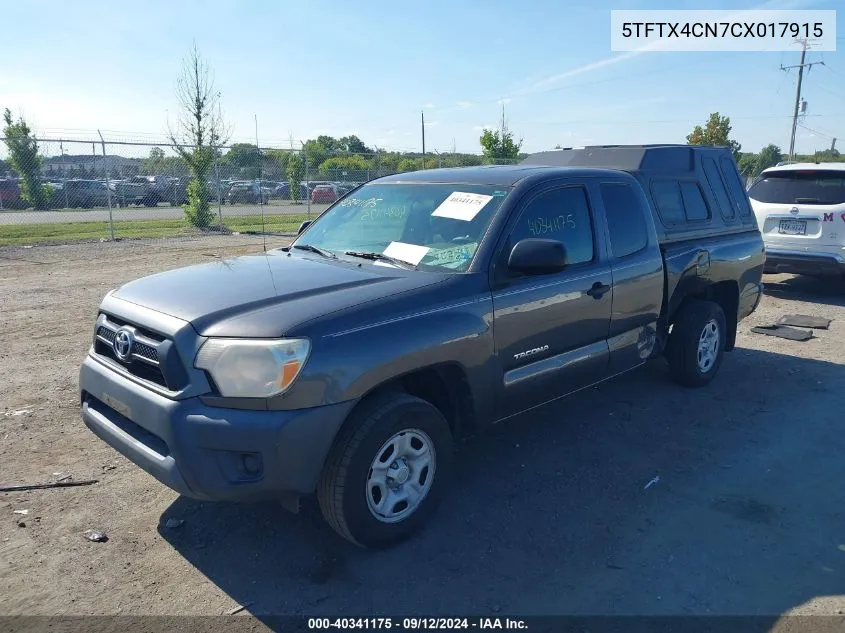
{"left": 263, "top": 149, "right": 291, "bottom": 179}
{"left": 302, "top": 138, "right": 331, "bottom": 171}
{"left": 223, "top": 143, "right": 260, "bottom": 169}
{"left": 338, "top": 135, "right": 373, "bottom": 155}
{"left": 287, "top": 152, "right": 305, "bottom": 202}
{"left": 142, "top": 148, "right": 185, "bottom": 176}
{"left": 2, "top": 108, "right": 51, "bottom": 209}
{"left": 168, "top": 44, "right": 229, "bottom": 228}
{"left": 479, "top": 128, "right": 523, "bottom": 161}
{"left": 479, "top": 107, "right": 523, "bottom": 161}
{"left": 737, "top": 153, "right": 757, "bottom": 178}
{"left": 318, "top": 155, "right": 372, "bottom": 178}
{"left": 755, "top": 144, "right": 782, "bottom": 175}
{"left": 686, "top": 112, "right": 741, "bottom": 161}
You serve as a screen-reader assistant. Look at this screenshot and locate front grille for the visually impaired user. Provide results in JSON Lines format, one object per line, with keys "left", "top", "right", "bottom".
{"left": 93, "top": 314, "right": 186, "bottom": 391}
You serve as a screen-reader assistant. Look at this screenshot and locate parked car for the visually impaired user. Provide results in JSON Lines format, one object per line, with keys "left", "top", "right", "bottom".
{"left": 747, "top": 162, "right": 845, "bottom": 277}
{"left": 311, "top": 183, "right": 340, "bottom": 203}
{"left": 125, "top": 175, "right": 182, "bottom": 206}
{"left": 79, "top": 144, "right": 763, "bottom": 548}
{"left": 63, "top": 179, "right": 111, "bottom": 208}
{"left": 111, "top": 180, "right": 147, "bottom": 207}
{"left": 0, "top": 178, "right": 23, "bottom": 209}
{"left": 274, "top": 182, "right": 309, "bottom": 200}
{"left": 226, "top": 181, "right": 272, "bottom": 204}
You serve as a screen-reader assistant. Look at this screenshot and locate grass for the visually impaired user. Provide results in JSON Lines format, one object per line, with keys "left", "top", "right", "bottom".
{"left": 0, "top": 213, "right": 312, "bottom": 246}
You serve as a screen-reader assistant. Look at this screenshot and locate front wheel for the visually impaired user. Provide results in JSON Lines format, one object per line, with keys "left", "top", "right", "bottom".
{"left": 317, "top": 392, "right": 453, "bottom": 548}
{"left": 666, "top": 299, "right": 727, "bottom": 388}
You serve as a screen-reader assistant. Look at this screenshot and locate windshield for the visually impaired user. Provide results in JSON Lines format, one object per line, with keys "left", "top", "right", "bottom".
{"left": 748, "top": 170, "right": 845, "bottom": 205}
{"left": 293, "top": 182, "right": 511, "bottom": 272}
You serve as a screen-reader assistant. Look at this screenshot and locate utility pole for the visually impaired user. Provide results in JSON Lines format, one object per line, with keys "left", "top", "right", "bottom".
{"left": 781, "top": 39, "right": 824, "bottom": 160}
{"left": 421, "top": 110, "right": 426, "bottom": 169}
{"left": 831, "top": 138, "right": 837, "bottom": 152}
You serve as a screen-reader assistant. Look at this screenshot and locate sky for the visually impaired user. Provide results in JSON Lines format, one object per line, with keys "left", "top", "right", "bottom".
{"left": 0, "top": 0, "right": 843, "bottom": 159}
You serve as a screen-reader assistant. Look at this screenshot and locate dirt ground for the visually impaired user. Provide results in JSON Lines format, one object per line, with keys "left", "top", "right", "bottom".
{"left": 2, "top": 237, "right": 845, "bottom": 622}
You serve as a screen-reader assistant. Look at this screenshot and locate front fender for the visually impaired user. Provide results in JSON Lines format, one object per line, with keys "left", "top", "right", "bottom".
{"left": 270, "top": 294, "right": 496, "bottom": 422}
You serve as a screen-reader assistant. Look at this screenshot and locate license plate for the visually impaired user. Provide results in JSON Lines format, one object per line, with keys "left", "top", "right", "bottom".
{"left": 778, "top": 219, "right": 807, "bottom": 235}
{"left": 101, "top": 393, "right": 131, "bottom": 419}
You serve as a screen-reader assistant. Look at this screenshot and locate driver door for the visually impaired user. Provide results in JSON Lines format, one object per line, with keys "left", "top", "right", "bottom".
{"left": 491, "top": 183, "right": 613, "bottom": 420}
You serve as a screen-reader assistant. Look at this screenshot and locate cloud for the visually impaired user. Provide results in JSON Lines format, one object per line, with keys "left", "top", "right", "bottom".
{"left": 456, "top": 101, "right": 473, "bottom": 108}
{"left": 499, "top": 98, "right": 513, "bottom": 105}
{"left": 472, "top": 124, "right": 495, "bottom": 131}
{"left": 423, "top": 103, "right": 436, "bottom": 109}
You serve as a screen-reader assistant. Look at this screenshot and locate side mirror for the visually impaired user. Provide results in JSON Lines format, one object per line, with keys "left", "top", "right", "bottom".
{"left": 508, "top": 238, "right": 567, "bottom": 275}
{"left": 297, "top": 220, "right": 312, "bottom": 235}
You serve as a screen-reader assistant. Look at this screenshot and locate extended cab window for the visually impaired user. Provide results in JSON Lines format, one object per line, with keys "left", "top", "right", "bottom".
{"left": 600, "top": 183, "right": 648, "bottom": 258}
{"left": 509, "top": 186, "right": 594, "bottom": 266}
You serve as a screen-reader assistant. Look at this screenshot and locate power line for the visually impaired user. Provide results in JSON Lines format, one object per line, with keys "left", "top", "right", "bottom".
{"left": 811, "top": 83, "right": 845, "bottom": 101}
{"left": 798, "top": 122, "right": 840, "bottom": 141}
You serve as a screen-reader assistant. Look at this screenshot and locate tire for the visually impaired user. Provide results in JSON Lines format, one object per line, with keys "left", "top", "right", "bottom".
{"left": 317, "top": 392, "right": 453, "bottom": 548}
{"left": 666, "top": 299, "right": 726, "bottom": 388}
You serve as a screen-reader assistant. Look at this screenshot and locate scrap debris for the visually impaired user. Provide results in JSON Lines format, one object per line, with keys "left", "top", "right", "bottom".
{"left": 751, "top": 325, "right": 814, "bottom": 341}
{"left": 0, "top": 479, "right": 98, "bottom": 493}
{"left": 751, "top": 314, "right": 833, "bottom": 342}
{"left": 84, "top": 530, "right": 108, "bottom": 543}
{"left": 778, "top": 314, "right": 831, "bottom": 329}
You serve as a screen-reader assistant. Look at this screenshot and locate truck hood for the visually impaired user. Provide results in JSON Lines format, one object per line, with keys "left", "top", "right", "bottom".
{"left": 111, "top": 250, "right": 446, "bottom": 338}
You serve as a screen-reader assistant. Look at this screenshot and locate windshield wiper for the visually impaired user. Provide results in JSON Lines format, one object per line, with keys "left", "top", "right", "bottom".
{"left": 344, "top": 251, "right": 418, "bottom": 270}
{"left": 292, "top": 243, "right": 337, "bottom": 259}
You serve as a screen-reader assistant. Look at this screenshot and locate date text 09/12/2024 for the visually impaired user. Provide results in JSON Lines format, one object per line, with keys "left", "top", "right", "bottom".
{"left": 307, "top": 618, "right": 529, "bottom": 630}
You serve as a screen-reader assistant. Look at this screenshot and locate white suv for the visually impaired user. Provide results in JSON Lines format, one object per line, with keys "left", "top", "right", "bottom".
{"left": 748, "top": 162, "right": 845, "bottom": 277}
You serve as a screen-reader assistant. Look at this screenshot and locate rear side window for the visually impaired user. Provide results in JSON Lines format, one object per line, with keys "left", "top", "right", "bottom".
{"left": 651, "top": 180, "right": 685, "bottom": 224}
{"left": 747, "top": 170, "right": 845, "bottom": 205}
{"left": 719, "top": 156, "right": 753, "bottom": 217}
{"left": 703, "top": 157, "right": 736, "bottom": 221}
{"left": 679, "top": 182, "right": 710, "bottom": 221}
{"left": 600, "top": 183, "right": 648, "bottom": 258}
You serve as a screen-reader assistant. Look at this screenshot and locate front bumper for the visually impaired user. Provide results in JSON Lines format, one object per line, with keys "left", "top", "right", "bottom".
{"left": 80, "top": 354, "right": 355, "bottom": 501}
{"left": 764, "top": 249, "right": 845, "bottom": 276}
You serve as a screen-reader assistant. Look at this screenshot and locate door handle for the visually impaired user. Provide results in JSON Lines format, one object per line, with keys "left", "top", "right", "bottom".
{"left": 586, "top": 282, "right": 611, "bottom": 299}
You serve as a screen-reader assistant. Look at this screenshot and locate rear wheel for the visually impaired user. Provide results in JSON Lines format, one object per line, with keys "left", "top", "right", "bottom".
{"left": 318, "top": 392, "right": 453, "bottom": 548}
{"left": 666, "top": 299, "right": 726, "bottom": 387}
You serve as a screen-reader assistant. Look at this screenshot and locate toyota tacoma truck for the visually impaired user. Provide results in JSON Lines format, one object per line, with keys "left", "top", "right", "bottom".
{"left": 80, "top": 144, "right": 764, "bottom": 548}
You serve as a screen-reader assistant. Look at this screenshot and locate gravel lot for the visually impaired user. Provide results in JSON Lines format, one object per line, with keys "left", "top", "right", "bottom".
{"left": 1, "top": 238, "right": 844, "bottom": 623}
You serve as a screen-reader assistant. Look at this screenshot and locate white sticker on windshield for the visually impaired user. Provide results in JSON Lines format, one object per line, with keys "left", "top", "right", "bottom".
{"left": 383, "top": 241, "right": 430, "bottom": 266}
{"left": 431, "top": 192, "right": 494, "bottom": 221}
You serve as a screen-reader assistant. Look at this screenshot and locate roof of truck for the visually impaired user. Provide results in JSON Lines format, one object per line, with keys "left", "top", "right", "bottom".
{"left": 520, "top": 144, "right": 734, "bottom": 173}
{"left": 376, "top": 164, "right": 627, "bottom": 187}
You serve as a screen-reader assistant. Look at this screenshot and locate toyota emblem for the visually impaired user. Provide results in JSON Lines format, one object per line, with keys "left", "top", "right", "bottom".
{"left": 790, "top": 206, "right": 799, "bottom": 215}
{"left": 112, "top": 328, "right": 135, "bottom": 362}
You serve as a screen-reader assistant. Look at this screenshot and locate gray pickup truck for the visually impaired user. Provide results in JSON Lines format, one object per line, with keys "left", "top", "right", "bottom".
{"left": 80, "top": 145, "right": 764, "bottom": 547}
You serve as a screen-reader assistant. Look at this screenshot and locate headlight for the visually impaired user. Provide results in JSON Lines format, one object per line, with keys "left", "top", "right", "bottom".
{"left": 195, "top": 338, "right": 311, "bottom": 398}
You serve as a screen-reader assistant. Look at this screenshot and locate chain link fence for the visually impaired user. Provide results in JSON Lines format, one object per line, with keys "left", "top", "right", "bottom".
{"left": 0, "top": 136, "right": 520, "bottom": 248}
